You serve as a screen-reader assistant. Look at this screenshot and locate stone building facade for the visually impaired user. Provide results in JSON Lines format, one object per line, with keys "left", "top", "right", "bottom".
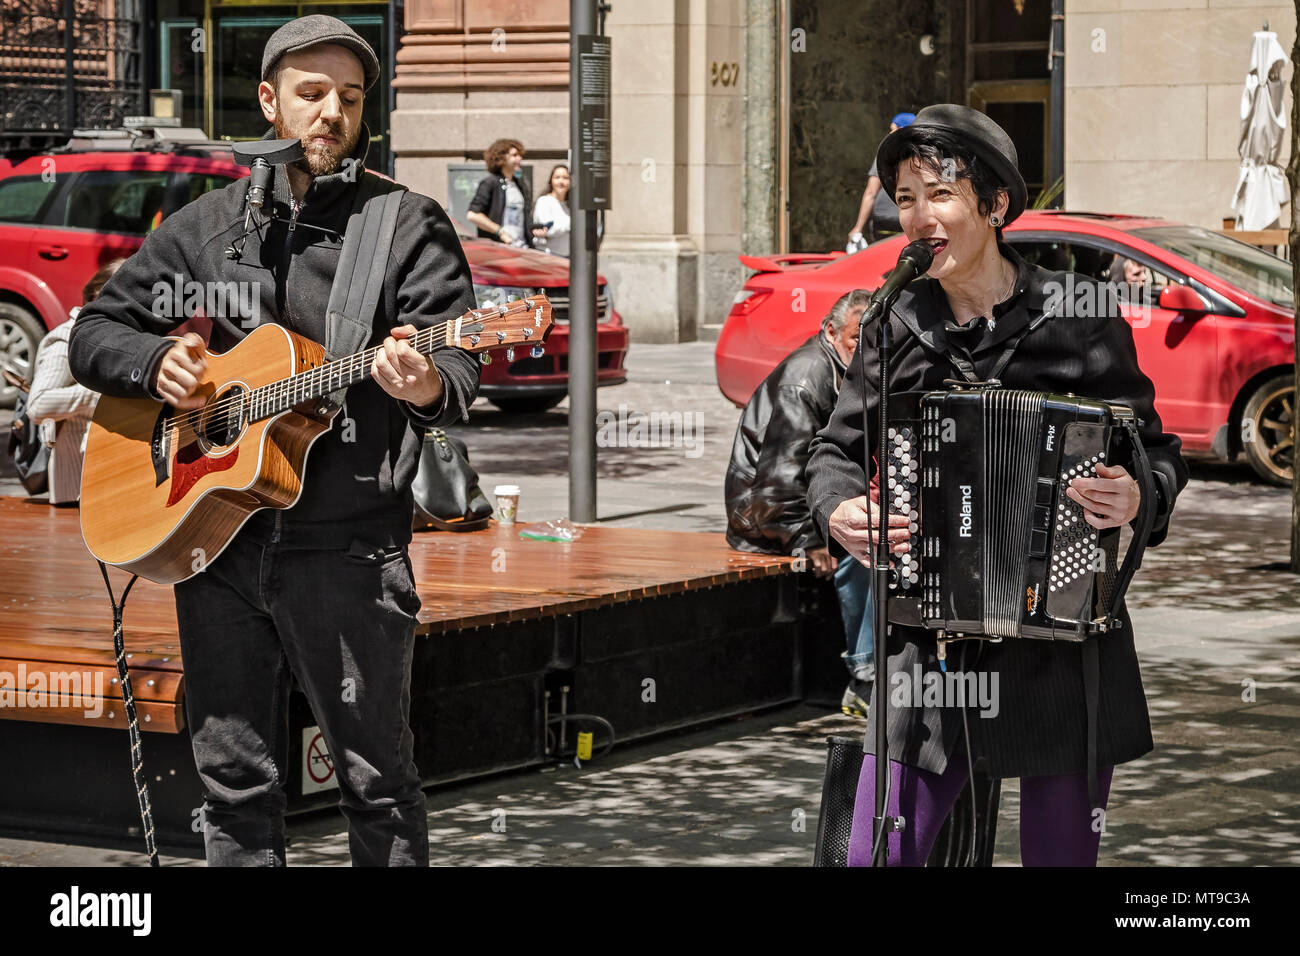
{"left": 388, "top": 0, "right": 1294, "bottom": 343}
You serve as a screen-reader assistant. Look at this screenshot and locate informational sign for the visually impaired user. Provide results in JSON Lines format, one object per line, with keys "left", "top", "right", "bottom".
{"left": 301, "top": 726, "right": 337, "bottom": 794}
{"left": 576, "top": 34, "right": 611, "bottom": 211}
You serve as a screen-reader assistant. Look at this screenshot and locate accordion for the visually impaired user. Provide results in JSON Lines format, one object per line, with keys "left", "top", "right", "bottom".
{"left": 883, "top": 387, "right": 1156, "bottom": 642}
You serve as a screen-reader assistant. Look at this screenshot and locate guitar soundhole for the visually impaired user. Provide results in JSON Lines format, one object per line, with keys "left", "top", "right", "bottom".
{"left": 196, "top": 385, "right": 248, "bottom": 450}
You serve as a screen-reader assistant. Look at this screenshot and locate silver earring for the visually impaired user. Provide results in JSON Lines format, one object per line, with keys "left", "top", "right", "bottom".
{"left": 989, "top": 214, "right": 1003, "bottom": 227}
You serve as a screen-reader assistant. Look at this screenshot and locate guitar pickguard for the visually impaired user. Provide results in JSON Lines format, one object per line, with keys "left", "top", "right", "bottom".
{"left": 167, "top": 438, "right": 239, "bottom": 507}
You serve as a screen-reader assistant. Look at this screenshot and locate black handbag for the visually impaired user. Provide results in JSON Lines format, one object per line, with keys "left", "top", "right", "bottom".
{"left": 6, "top": 389, "right": 50, "bottom": 497}
{"left": 411, "top": 428, "right": 494, "bottom": 532}
{"left": 811, "top": 734, "right": 1001, "bottom": 866}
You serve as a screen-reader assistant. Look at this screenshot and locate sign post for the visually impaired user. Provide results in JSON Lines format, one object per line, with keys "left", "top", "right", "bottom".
{"left": 568, "top": 1, "right": 610, "bottom": 523}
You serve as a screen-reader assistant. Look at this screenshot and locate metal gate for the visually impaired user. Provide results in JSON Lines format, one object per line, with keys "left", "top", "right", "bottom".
{"left": 0, "top": 0, "right": 143, "bottom": 147}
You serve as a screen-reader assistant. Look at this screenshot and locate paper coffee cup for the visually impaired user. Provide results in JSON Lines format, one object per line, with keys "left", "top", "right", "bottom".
{"left": 494, "top": 484, "right": 521, "bottom": 525}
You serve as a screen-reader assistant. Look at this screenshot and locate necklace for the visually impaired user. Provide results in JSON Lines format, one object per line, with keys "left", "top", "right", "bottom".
{"left": 987, "top": 262, "right": 1017, "bottom": 331}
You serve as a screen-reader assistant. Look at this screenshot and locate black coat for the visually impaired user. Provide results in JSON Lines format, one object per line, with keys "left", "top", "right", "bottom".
{"left": 69, "top": 130, "right": 480, "bottom": 551}
{"left": 725, "top": 331, "right": 845, "bottom": 555}
{"left": 806, "top": 242, "right": 1188, "bottom": 778}
{"left": 467, "top": 173, "right": 535, "bottom": 247}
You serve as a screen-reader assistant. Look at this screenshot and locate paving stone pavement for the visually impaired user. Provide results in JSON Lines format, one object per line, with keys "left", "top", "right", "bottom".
{"left": 0, "top": 343, "right": 1296, "bottom": 866}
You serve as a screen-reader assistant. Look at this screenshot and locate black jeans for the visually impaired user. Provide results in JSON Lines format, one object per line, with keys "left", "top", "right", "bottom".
{"left": 173, "top": 529, "right": 428, "bottom": 866}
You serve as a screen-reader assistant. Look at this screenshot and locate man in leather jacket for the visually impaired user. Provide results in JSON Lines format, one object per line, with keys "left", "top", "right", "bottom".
{"left": 725, "top": 290, "right": 877, "bottom": 716}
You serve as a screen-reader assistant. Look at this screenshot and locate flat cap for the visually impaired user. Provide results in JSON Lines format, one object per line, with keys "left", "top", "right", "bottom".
{"left": 262, "top": 15, "right": 380, "bottom": 92}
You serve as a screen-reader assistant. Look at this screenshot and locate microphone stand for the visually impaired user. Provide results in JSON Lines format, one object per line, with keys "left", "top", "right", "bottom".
{"left": 860, "top": 282, "right": 902, "bottom": 867}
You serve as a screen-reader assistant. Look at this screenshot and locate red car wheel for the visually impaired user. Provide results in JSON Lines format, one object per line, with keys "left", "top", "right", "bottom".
{"left": 1241, "top": 373, "right": 1295, "bottom": 486}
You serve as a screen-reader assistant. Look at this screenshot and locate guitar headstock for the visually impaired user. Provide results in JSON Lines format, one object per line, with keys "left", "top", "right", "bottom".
{"left": 445, "top": 294, "right": 555, "bottom": 358}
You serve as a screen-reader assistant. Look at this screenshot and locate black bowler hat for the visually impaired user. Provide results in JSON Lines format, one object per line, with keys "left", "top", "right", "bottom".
{"left": 874, "top": 104, "right": 1029, "bottom": 226}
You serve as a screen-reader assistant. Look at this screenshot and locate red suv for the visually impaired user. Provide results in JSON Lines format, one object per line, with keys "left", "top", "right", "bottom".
{"left": 716, "top": 211, "right": 1295, "bottom": 484}
{"left": 0, "top": 128, "right": 627, "bottom": 413}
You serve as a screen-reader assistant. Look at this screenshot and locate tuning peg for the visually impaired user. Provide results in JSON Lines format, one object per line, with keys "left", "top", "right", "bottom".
{"left": 505, "top": 347, "right": 515, "bottom": 362}
{"left": 530, "top": 344, "right": 545, "bottom": 359}
{"left": 479, "top": 352, "right": 492, "bottom": 365}
{"left": 469, "top": 334, "right": 480, "bottom": 346}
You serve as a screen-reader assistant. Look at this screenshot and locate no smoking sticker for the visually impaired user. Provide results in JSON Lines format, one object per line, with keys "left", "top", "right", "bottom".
{"left": 301, "top": 726, "right": 337, "bottom": 794}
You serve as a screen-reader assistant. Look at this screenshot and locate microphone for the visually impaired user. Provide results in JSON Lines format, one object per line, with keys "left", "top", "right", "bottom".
{"left": 226, "top": 138, "right": 306, "bottom": 260}
{"left": 231, "top": 139, "right": 306, "bottom": 210}
{"left": 867, "top": 239, "right": 935, "bottom": 312}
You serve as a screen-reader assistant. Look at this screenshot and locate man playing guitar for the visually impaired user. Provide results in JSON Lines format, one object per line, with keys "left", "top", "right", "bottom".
{"left": 68, "top": 15, "right": 480, "bottom": 866}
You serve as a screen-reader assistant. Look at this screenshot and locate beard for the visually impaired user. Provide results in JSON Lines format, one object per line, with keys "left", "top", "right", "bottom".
{"left": 273, "top": 114, "right": 360, "bottom": 177}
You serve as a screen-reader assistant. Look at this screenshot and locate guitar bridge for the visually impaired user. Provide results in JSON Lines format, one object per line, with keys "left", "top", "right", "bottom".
{"left": 151, "top": 406, "right": 171, "bottom": 487}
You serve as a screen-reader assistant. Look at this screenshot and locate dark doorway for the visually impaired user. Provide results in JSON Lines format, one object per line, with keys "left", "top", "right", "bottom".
{"left": 965, "top": 0, "right": 1052, "bottom": 199}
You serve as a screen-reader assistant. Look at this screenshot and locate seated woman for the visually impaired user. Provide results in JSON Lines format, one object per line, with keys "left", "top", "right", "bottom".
{"left": 806, "top": 105, "right": 1188, "bottom": 866}
{"left": 27, "top": 260, "right": 124, "bottom": 505}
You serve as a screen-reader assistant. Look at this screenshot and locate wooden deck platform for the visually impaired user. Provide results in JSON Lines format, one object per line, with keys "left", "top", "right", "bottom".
{"left": 0, "top": 496, "right": 823, "bottom": 848}
{"left": 0, "top": 497, "right": 794, "bottom": 733}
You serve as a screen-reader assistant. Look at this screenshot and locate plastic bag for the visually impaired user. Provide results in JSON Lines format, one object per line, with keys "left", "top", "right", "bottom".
{"left": 518, "top": 519, "right": 585, "bottom": 542}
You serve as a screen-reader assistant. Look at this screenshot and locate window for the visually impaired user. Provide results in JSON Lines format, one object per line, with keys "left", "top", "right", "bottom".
{"left": 62, "top": 170, "right": 170, "bottom": 235}
{"left": 0, "top": 175, "right": 60, "bottom": 224}
{"left": 1008, "top": 237, "right": 1171, "bottom": 307}
{"left": 184, "top": 174, "right": 238, "bottom": 204}
{"left": 1132, "top": 225, "right": 1293, "bottom": 308}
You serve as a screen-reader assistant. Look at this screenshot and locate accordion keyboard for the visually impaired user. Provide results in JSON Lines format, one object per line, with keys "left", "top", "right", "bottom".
{"left": 1050, "top": 454, "right": 1102, "bottom": 594}
{"left": 885, "top": 426, "right": 921, "bottom": 592}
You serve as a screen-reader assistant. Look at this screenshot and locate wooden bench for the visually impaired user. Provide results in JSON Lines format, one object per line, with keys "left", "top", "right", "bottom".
{"left": 0, "top": 498, "right": 186, "bottom": 733}
{"left": 0, "top": 495, "right": 806, "bottom": 848}
{"left": 1216, "top": 225, "right": 1292, "bottom": 260}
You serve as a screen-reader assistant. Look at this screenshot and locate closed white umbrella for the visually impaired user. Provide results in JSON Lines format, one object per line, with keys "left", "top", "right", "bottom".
{"left": 1231, "top": 29, "right": 1289, "bottom": 230}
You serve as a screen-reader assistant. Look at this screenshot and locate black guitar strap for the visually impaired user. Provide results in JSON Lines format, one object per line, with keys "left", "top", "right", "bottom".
{"left": 317, "top": 171, "right": 408, "bottom": 416}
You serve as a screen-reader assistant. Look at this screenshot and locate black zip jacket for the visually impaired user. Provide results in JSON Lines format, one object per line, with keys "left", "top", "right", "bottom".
{"left": 725, "top": 331, "right": 846, "bottom": 555}
{"left": 68, "top": 129, "right": 480, "bottom": 551}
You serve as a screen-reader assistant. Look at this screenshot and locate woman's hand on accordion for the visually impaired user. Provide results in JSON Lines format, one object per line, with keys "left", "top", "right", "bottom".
{"left": 1065, "top": 462, "right": 1141, "bottom": 529}
{"left": 828, "top": 496, "right": 912, "bottom": 566}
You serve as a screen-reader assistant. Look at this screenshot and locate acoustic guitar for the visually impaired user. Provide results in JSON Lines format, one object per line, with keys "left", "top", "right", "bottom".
{"left": 80, "top": 295, "right": 554, "bottom": 584}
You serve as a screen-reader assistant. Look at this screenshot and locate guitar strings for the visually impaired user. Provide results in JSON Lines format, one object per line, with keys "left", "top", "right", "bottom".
{"left": 163, "top": 303, "right": 540, "bottom": 435}
{"left": 165, "top": 320, "right": 451, "bottom": 433}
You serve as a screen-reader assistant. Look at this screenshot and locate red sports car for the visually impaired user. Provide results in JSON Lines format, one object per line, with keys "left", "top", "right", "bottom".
{"left": 0, "top": 128, "right": 626, "bottom": 414}
{"left": 716, "top": 211, "right": 1295, "bottom": 484}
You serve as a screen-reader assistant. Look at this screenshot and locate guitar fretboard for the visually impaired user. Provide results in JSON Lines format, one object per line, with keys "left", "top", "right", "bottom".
{"left": 245, "top": 323, "right": 444, "bottom": 420}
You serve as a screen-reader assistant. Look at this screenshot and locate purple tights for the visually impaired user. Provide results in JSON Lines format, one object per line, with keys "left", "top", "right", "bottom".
{"left": 845, "top": 754, "right": 1115, "bottom": 866}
